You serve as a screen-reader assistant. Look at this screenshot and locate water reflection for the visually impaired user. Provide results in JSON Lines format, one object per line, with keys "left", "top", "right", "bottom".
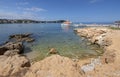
{"left": 61, "top": 25, "right": 70, "bottom": 32}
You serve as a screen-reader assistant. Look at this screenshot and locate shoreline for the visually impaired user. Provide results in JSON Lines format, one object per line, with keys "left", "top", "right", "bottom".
{"left": 75, "top": 27, "right": 120, "bottom": 77}
{"left": 0, "top": 27, "right": 120, "bottom": 77}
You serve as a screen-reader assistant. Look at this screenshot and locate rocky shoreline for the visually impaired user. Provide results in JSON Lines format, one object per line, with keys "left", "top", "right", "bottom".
{"left": 0, "top": 33, "right": 34, "bottom": 77}
{"left": 75, "top": 27, "right": 120, "bottom": 77}
{"left": 0, "top": 27, "right": 120, "bottom": 77}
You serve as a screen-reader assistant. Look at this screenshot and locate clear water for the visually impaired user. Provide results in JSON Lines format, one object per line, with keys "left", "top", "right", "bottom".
{"left": 0, "top": 23, "right": 102, "bottom": 60}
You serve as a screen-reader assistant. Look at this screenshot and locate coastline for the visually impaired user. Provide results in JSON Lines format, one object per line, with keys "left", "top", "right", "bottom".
{"left": 0, "top": 27, "right": 120, "bottom": 77}
{"left": 75, "top": 27, "right": 120, "bottom": 77}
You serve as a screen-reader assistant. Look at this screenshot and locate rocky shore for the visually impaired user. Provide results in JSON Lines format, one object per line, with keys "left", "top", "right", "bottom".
{"left": 75, "top": 27, "right": 120, "bottom": 77}
{"left": 0, "top": 27, "right": 120, "bottom": 77}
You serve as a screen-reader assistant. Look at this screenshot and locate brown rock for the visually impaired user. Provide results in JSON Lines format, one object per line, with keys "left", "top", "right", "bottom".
{"left": 9, "top": 33, "right": 34, "bottom": 43}
{"left": 25, "top": 38, "right": 35, "bottom": 42}
{"left": 0, "top": 46, "right": 8, "bottom": 55}
{"left": 4, "top": 49, "right": 20, "bottom": 56}
{"left": 101, "top": 50, "right": 116, "bottom": 64}
{"left": 0, "top": 55, "right": 30, "bottom": 77}
{"left": 49, "top": 48, "right": 58, "bottom": 54}
{"left": 24, "top": 55, "right": 84, "bottom": 77}
{"left": 0, "top": 42, "right": 24, "bottom": 56}
{"left": 4, "top": 42, "right": 24, "bottom": 54}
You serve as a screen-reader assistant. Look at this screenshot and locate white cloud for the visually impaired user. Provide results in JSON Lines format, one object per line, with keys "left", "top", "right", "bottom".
{"left": 24, "top": 7, "right": 46, "bottom": 12}
{"left": 16, "top": 2, "right": 29, "bottom": 5}
{"left": 0, "top": 11, "right": 41, "bottom": 20}
{"left": 90, "top": 0, "right": 101, "bottom": 3}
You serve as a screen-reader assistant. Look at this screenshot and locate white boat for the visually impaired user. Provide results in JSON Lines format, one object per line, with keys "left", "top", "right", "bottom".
{"left": 61, "top": 21, "right": 72, "bottom": 26}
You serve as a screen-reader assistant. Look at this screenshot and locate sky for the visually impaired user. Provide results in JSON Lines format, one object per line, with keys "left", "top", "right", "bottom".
{"left": 0, "top": 0, "right": 120, "bottom": 22}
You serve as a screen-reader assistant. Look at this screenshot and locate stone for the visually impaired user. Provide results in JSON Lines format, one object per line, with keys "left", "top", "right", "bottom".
{"left": 25, "top": 38, "right": 35, "bottom": 42}
{"left": 0, "top": 42, "right": 24, "bottom": 56}
{"left": 101, "top": 50, "right": 116, "bottom": 64}
{"left": 4, "top": 49, "right": 20, "bottom": 56}
{"left": 24, "top": 55, "right": 84, "bottom": 77}
{"left": 9, "top": 33, "right": 34, "bottom": 43}
{"left": 0, "top": 55, "right": 30, "bottom": 77}
{"left": 4, "top": 42, "right": 24, "bottom": 54}
{"left": 75, "top": 28, "right": 110, "bottom": 48}
{"left": 49, "top": 48, "right": 58, "bottom": 54}
{"left": 0, "top": 46, "right": 8, "bottom": 55}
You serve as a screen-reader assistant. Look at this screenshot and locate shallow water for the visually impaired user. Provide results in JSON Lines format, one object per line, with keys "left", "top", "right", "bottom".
{"left": 0, "top": 23, "right": 102, "bottom": 60}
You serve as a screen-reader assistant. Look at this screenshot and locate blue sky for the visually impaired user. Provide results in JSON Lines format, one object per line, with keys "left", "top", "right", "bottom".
{"left": 0, "top": 0, "right": 120, "bottom": 22}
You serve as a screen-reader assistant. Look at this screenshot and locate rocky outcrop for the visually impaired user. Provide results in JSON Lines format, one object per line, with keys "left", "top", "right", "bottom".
{"left": 0, "top": 42, "right": 24, "bottom": 56}
{"left": 0, "top": 33, "right": 35, "bottom": 77}
{"left": 24, "top": 55, "right": 84, "bottom": 77}
{"left": 0, "top": 55, "right": 30, "bottom": 77}
{"left": 9, "top": 33, "right": 35, "bottom": 43}
{"left": 74, "top": 28, "right": 111, "bottom": 47}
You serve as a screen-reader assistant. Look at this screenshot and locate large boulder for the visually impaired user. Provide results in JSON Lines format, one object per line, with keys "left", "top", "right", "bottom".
{"left": 24, "top": 55, "right": 84, "bottom": 77}
{"left": 0, "top": 42, "right": 24, "bottom": 55}
{"left": 0, "top": 55, "right": 30, "bottom": 77}
{"left": 4, "top": 42, "right": 24, "bottom": 53}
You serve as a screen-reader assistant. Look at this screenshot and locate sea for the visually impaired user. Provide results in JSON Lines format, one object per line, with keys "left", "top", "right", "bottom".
{"left": 0, "top": 23, "right": 105, "bottom": 60}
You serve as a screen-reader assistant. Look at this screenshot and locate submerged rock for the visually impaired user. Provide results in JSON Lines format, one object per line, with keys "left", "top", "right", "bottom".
{"left": 49, "top": 48, "right": 58, "bottom": 54}
{"left": 9, "top": 33, "right": 35, "bottom": 43}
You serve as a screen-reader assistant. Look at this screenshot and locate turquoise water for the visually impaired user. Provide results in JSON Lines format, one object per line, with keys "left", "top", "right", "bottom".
{"left": 0, "top": 23, "right": 102, "bottom": 60}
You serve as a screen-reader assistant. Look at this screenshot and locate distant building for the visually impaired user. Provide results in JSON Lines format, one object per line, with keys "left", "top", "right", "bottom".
{"left": 115, "top": 21, "right": 120, "bottom": 28}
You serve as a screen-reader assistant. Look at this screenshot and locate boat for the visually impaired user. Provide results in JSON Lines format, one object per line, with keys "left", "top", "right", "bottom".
{"left": 61, "top": 20, "right": 72, "bottom": 26}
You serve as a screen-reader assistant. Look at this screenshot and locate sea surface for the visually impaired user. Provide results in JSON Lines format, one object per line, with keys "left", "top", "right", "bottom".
{"left": 0, "top": 23, "right": 103, "bottom": 60}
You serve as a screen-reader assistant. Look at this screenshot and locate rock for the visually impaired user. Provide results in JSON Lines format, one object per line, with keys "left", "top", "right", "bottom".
{"left": 49, "top": 48, "right": 58, "bottom": 54}
{"left": 0, "top": 55, "right": 30, "bottom": 77}
{"left": 24, "top": 55, "right": 84, "bottom": 77}
{"left": 9, "top": 33, "right": 32, "bottom": 39}
{"left": 101, "top": 50, "right": 116, "bottom": 64}
{"left": 0, "top": 46, "right": 8, "bottom": 55}
{"left": 4, "top": 49, "right": 20, "bottom": 56}
{"left": 4, "top": 42, "right": 24, "bottom": 54}
{"left": 0, "top": 42, "right": 24, "bottom": 55}
{"left": 25, "top": 38, "right": 35, "bottom": 42}
{"left": 81, "top": 57, "right": 101, "bottom": 73}
{"left": 75, "top": 28, "right": 110, "bottom": 47}
{"left": 9, "top": 33, "right": 34, "bottom": 43}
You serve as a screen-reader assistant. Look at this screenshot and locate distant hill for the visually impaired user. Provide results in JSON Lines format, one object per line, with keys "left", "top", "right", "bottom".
{"left": 0, "top": 19, "right": 66, "bottom": 24}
